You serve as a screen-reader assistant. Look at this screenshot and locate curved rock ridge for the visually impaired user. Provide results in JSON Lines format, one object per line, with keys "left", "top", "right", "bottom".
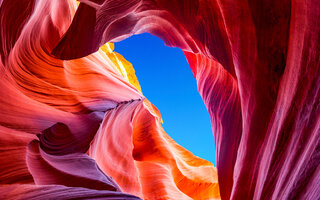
{"left": 0, "top": 0, "right": 220, "bottom": 199}
{"left": 89, "top": 99, "right": 220, "bottom": 199}
{"left": 52, "top": 0, "right": 320, "bottom": 200}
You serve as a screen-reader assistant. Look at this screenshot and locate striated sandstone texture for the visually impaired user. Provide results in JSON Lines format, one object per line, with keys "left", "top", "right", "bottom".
{"left": 1, "top": 0, "right": 319, "bottom": 199}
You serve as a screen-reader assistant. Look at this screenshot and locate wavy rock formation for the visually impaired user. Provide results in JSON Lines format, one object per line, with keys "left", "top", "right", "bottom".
{"left": 53, "top": 0, "right": 320, "bottom": 199}
{"left": 1, "top": 0, "right": 319, "bottom": 199}
{"left": 0, "top": 0, "right": 219, "bottom": 199}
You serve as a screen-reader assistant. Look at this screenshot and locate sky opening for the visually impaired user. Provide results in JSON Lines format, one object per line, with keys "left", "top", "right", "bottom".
{"left": 115, "top": 33, "right": 216, "bottom": 165}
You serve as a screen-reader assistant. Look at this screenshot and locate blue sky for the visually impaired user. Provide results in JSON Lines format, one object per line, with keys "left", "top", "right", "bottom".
{"left": 115, "top": 33, "right": 216, "bottom": 166}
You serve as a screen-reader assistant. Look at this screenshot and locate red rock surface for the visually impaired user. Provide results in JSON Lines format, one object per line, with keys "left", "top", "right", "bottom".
{"left": 1, "top": 0, "right": 319, "bottom": 199}
{"left": 0, "top": 0, "right": 219, "bottom": 199}
{"left": 53, "top": 0, "right": 320, "bottom": 199}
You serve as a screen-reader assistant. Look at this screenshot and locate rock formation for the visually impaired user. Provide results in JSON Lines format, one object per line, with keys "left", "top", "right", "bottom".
{"left": 1, "top": 0, "right": 319, "bottom": 199}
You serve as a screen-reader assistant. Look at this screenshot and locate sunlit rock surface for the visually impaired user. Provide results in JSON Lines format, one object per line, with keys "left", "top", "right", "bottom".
{"left": 0, "top": 0, "right": 219, "bottom": 199}
{"left": 1, "top": 0, "right": 319, "bottom": 199}
{"left": 53, "top": 0, "right": 320, "bottom": 200}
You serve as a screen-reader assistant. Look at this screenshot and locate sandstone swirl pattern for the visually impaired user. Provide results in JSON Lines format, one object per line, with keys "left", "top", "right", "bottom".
{"left": 1, "top": 0, "right": 320, "bottom": 200}
{"left": 0, "top": 0, "right": 219, "bottom": 199}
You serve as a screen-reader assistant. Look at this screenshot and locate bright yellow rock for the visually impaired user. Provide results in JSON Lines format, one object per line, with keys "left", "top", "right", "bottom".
{"left": 100, "top": 43, "right": 142, "bottom": 93}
